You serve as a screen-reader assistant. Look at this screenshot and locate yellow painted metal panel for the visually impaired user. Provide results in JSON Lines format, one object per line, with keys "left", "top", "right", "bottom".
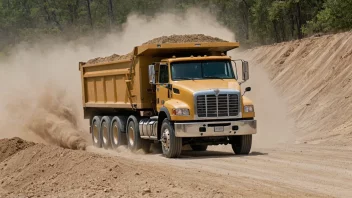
{"left": 85, "top": 78, "right": 96, "bottom": 103}
{"left": 115, "top": 75, "right": 126, "bottom": 103}
{"left": 83, "top": 68, "right": 130, "bottom": 78}
{"left": 105, "top": 76, "right": 116, "bottom": 103}
{"left": 95, "top": 77, "right": 105, "bottom": 102}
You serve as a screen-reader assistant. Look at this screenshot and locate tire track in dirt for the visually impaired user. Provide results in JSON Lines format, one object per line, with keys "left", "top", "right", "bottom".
{"left": 104, "top": 144, "right": 352, "bottom": 197}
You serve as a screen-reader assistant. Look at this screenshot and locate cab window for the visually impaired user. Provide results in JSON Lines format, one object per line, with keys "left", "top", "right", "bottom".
{"left": 159, "top": 64, "right": 169, "bottom": 84}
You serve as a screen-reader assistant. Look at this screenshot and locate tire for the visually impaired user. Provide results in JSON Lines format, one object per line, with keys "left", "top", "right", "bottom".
{"left": 110, "top": 116, "right": 127, "bottom": 149}
{"left": 101, "top": 116, "right": 112, "bottom": 150}
{"left": 190, "top": 145, "right": 208, "bottom": 151}
{"left": 126, "top": 115, "right": 151, "bottom": 153}
{"left": 231, "top": 135, "right": 252, "bottom": 155}
{"left": 91, "top": 116, "right": 102, "bottom": 148}
{"left": 160, "top": 119, "right": 182, "bottom": 158}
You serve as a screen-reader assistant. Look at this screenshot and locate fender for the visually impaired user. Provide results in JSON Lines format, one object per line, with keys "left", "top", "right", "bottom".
{"left": 159, "top": 107, "right": 171, "bottom": 120}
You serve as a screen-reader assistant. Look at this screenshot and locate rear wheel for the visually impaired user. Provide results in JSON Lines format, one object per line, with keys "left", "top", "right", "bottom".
{"left": 231, "top": 135, "right": 252, "bottom": 155}
{"left": 91, "top": 116, "right": 102, "bottom": 148}
{"left": 161, "top": 119, "right": 182, "bottom": 158}
{"left": 126, "top": 115, "right": 151, "bottom": 153}
{"left": 101, "top": 116, "right": 112, "bottom": 149}
{"left": 190, "top": 145, "right": 208, "bottom": 151}
{"left": 110, "top": 116, "right": 127, "bottom": 149}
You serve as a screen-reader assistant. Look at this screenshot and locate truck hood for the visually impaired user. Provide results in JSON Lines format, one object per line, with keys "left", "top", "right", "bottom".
{"left": 173, "top": 79, "right": 240, "bottom": 93}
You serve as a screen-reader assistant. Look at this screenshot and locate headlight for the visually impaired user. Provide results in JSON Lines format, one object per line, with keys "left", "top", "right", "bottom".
{"left": 244, "top": 105, "right": 254, "bottom": 113}
{"left": 172, "top": 108, "right": 190, "bottom": 116}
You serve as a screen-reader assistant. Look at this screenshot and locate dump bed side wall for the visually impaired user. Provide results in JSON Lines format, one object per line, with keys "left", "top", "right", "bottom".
{"left": 82, "top": 60, "right": 134, "bottom": 109}
{"left": 81, "top": 57, "right": 156, "bottom": 111}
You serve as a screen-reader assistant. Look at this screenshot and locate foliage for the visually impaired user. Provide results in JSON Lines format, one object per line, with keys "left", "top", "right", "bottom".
{"left": 0, "top": 0, "right": 351, "bottom": 53}
{"left": 304, "top": 0, "right": 352, "bottom": 33}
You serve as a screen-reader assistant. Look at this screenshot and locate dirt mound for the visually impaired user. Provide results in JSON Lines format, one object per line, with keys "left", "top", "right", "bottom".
{"left": 143, "top": 34, "right": 227, "bottom": 44}
{"left": 0, "top": 143, "right": 246, "bottom": 198}
{"left": 237, "top": 31, "right": 352, "bottom": 145}
{"left": 86, "top": 34, "right": 228, "bottom": 65}
{"left": 86, "top": 53, "right": 133, "bottom": 65}
{"left": 0, "top": 138, "right": 35, "bottom": 163}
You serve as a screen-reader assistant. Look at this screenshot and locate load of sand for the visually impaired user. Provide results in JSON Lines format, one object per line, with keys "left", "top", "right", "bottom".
{"left": 86, "top": 34, "right": 228, "bottom": 64}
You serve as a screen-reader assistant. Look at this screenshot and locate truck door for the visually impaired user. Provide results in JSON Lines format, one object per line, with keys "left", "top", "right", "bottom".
{"left": 156, "top": 64, "right": 170, "bottom": 111}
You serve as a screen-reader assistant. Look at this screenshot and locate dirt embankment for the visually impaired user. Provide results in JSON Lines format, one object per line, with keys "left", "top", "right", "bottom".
{"left": 0, "top": 138, "right": 35, "bottom": 163}
{"left": 238, "top": 31, "right": 352, "bottom": 145}
{"left": 0, "top": 138, "right": 261, "bottom": 198}
{"left": 86, "top": 34, "right": 227, "bottom": 64}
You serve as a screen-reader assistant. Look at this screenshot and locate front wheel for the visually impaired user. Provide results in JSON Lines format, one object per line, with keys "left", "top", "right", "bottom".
{"left": 231, "top": 135, "right": 252, "bottom": 155}
{"left": 160, "top": 119, "right": 182, "bottom": 158}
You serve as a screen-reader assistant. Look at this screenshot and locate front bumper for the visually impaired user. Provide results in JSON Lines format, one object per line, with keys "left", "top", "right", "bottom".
{"left": 174, "top": 120, "right": 257, "bottom": 137}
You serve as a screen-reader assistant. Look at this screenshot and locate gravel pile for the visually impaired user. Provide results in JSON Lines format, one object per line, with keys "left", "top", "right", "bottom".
{"left": 86, "top": 53, "right": 132, "bottom": 65}
{"left": 86, "top": 34, "right": 228, "bottom": 65}
{"left": 143, "top": 34, "right": 227, "bottom": 45}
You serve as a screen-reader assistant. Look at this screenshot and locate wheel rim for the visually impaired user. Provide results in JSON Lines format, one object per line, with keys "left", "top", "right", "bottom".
{"left": 161, "top": 128, "right": 170, "bottom": 152}
{"left": 102, "top": 121, "right": 108, "bottom": 144}
{"left": 93, "top": 121, "right": 99, "bottom": 144}
{"left": 112, "top": 122, "right": 119, "bottom": 145}
{"left": 128, "top": 124, "right": 135, "bottom": 146}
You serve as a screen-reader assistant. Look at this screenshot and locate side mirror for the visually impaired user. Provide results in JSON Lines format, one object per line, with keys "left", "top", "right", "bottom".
{"left": 243, "top": 87, "right": 251, "bottom": 96}
{"left": 148, "top": 65, "right": 156, "bottom": 84}
{"left": 242, "top": 61, "right": 249, "bottom": 81}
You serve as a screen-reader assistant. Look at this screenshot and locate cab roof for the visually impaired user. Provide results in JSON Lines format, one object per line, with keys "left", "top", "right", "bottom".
{"left": 161, "top": 56, "right": 231, "bottom": 63}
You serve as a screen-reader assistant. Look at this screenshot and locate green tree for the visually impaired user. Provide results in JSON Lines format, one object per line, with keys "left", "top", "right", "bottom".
{"left": 305, "top": 0, "right": 352, "bottom": 33}
{"left": 0, "top": 0, "right": 351, "bottom": 54}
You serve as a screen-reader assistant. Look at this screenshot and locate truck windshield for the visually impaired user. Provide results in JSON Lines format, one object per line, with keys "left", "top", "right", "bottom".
{"left": 171, "top": 60, "right": 235, "bottom": 80}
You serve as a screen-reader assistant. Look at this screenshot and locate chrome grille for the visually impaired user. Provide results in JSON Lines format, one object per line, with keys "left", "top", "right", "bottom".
{"left": 197, "top": 94, "right": 240, "bottom": 117}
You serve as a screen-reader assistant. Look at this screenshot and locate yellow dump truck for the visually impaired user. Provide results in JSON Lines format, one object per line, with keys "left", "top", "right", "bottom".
{"left": 79, "top": 41, "right": 257, "bottom": 158}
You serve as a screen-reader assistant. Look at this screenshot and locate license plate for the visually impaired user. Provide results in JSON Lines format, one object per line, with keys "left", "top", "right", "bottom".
{"left": 214, "top": 126, "right": 224, "bottom": 132}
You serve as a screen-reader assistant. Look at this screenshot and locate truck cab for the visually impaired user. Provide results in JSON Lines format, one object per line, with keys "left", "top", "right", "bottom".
{"left": 148, "top": 55, "right": 256, "bottom": 157}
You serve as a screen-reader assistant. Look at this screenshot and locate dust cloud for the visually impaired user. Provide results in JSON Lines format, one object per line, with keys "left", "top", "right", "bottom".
{"left": 231, "top": 53, "right": 296, "bottom": 148}
{"left": 0, "top": 8, "right": 290, "bottom": 150}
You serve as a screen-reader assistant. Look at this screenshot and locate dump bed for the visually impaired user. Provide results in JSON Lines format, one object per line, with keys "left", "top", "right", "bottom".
{"left": 79, "top": 42, "right": 239, "bottom": 110}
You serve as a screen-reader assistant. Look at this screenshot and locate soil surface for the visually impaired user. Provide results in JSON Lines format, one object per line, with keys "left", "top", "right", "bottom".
{"left": 236, "top": 31, "right": 352, "bottom": 146}
{"left": 0, "top": 138, "right": 351, "bottom": 198}
{"left": 0, "top": 137, "right": 35, "bottom": 163}
{"left": 142, "top": 34, "right": 227, "bottom": 44}
{"left": 86, "top": 34, "right": 228, "bottom": 65}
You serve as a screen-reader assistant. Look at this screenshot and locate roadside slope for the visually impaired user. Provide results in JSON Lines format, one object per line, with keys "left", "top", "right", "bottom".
{"left": 239, "top": 31, "right": 352, "bottom": 145}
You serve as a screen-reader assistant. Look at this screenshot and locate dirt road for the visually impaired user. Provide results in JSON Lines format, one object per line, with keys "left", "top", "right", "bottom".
{"left": 94, "top": 144, "right": 352, "bottom": 198}
{"left": 1, "top": 139, "right": 351, "bottom": 198}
